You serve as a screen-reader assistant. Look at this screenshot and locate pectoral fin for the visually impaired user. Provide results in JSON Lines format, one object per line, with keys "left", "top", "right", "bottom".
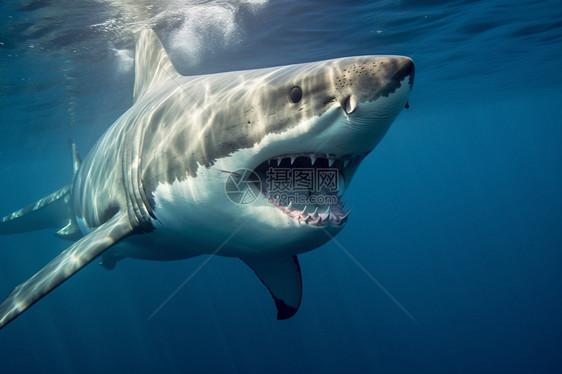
{"left": 242, "top": 255, "right": 302, "bottom": 320}
{"left": 0, "top": 211, "right": 134, "bottom": 329}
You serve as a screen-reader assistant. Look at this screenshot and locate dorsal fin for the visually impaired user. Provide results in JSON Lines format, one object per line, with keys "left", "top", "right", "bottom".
{"left": 133, "top": 29, "right": 181, "bottom": 103}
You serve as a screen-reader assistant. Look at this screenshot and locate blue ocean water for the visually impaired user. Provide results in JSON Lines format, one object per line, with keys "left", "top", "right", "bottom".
{"left": 1, "top": 0, "right": 561, "bottom": 373}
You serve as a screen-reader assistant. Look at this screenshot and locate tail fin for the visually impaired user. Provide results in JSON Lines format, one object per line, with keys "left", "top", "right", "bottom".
{"left": 0, "top": 141, "right": 82, "bottom": 240}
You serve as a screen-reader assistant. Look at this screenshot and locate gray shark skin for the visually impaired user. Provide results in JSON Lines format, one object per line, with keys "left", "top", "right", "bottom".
{"left": 0, "top": 29, "right": 414, "bottom": 329}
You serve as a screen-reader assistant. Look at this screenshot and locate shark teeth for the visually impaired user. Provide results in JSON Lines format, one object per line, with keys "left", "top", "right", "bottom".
{"left": 251, "top": 152, "right": 364, "bottom": 226}
{"left": 311, "top": 207, "right": 319, "bottom": 218}
{"left": 256, "top": 152, "right": 364, "bottom": 175}
{"left": 341, "top": 208, "right": 352, "bottom": 219}
{"left": 319, "top": 212, "right": 330, "bottom": 225}
{"left": 271, "top": 201, "right": 351, "bottom": 227}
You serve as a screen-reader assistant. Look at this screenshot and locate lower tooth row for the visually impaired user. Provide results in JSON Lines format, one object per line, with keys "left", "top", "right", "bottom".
{"left": 297, "top": 205, "right": 331, "bottom": 216}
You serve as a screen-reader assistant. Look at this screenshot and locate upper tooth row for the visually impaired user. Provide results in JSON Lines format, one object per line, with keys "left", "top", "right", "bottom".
{"left": 270, "top": 157, "right": 350, "bottom": 168}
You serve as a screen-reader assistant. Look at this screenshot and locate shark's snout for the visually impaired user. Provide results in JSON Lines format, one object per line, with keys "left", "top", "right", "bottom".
{"left": 337, "top": 56, "right": 414, "bottom": 104}
{"left": 328, "top": 56, "right": 414, "bottom": 123}
{"left": 392, "top": 56, "right": 415, "bottom": 83}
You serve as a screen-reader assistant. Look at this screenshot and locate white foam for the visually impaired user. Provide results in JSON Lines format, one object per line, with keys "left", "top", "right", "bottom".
{"left": 169, "top": 4, "right": 239, "bottom": 66}
{"left": 113, "top": 47, "right": 134, "bottom": 73}
{"left": 93, "top": 0, "right": 270, "bottom": 70}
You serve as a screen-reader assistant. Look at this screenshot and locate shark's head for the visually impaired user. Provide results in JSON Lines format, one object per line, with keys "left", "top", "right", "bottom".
{"left": 136, "top": 30, "right": 414, "bottom": 257}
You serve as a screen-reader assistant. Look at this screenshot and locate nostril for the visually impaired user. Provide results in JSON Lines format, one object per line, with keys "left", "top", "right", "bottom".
{"left": 342, "top": 96, "right": 356, "bottom": 114}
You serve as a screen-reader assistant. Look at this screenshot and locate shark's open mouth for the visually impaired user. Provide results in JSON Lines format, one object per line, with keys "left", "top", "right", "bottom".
{"left": 252, "top": 153, "right": 363, "bottom": 227}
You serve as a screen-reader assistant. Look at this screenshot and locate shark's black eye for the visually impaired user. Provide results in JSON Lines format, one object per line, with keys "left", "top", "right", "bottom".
{"left": 290, "top": 86, "right": 302, "bottom": 103}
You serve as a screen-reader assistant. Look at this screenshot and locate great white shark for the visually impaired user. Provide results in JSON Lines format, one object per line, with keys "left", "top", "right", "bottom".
{"left": 0, "top": 29, "right": 414, "bottom": 329}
